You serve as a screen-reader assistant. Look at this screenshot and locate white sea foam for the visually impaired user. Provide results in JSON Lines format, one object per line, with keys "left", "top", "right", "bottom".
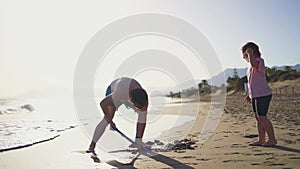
{"left": 0, "top": 98, "right": 78, "bottom": 152}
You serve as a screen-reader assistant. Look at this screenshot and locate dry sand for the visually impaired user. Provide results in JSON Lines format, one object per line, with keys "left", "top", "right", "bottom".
{"left": 133, "top": 80, "right": 300, "bottom": 169}
{"left": 1, "top": 80, "right": 300, "bottom": 169}
{"left": 131, "top": 93, "right": 300, "bottom": 169}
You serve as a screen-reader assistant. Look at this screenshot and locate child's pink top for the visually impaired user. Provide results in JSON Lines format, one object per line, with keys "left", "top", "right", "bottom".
{"left": 247, "top": 57, "right": 272, "bottom": 98}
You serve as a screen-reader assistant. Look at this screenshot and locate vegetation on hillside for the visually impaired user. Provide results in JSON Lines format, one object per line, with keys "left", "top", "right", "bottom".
{"left": 266, "top": 66, "right": 300, "bottom": 82}
{"left": 226, "top": 66, "right": 300, "bottom": 93}
{"left": 166, "top": 79, "right": 225, "bottom": 98}
{"left": 166, "top": 65, "right": 300, "bottom": 98}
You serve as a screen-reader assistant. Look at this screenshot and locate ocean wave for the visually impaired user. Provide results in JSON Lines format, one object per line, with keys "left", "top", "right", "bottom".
{"left": 0, "top": 104, "right": 34, "bottom": 115}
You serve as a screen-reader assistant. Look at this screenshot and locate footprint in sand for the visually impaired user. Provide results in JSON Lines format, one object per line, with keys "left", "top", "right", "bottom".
{"left": 284, "top": 139, "right": 296, "bottom": 144}
{"left": 223, "top": 159, "right": 244, "bottom": 163}
{"left": 289, "top": 156, "right": 300, "bottom": 160}
{"left": 286, "top": 132, "right": 296, "bottom": 136}
{"left": 180, "top": 156, "right": 195, "bottom": 159}
{"left": 196, "top": 158, "right": 210, "bottom": 161}
{"left": 224, "top": 152, "right": 240, "bottom": 155}
{"left": 231, "top": 144, "right": 247, "bottom": 148}
{"left": 251, "top": 163, "right": 261, "bottom": 166}
{"left": 214, "top": 146, "right": 223, "bottom": 148}
{"left": 244, "top": 134, "right": 258, "bottom": 138}
{"left": 253, "top": 152, "right": 274, "bottom": 156}
{"left": 186, "top": 162, "right": 198, "bottom": 165}
{"left": 241, "top": 153, "right": 252, "bottom": 156}
{"left": 265, "top": 157, "right": 275, "bottom": 160}
{"left": 263, "top": 161, "right": 286, "bottom": 166}
{"left": 249, "top": 148, "right": 262, "bottom": 152}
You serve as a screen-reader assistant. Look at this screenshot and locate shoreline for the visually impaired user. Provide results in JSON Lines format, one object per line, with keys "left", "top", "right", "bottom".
{"left": 0, "top": 134, "right": 60, "bottom": 153}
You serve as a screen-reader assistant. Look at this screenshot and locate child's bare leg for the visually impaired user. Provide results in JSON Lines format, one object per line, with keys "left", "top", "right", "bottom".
{"left": 257, "top": 120, "right": 266, "bottom": 142}
{"left": 250, "top": 112, "right": 265, "bottom": 145}
{"left": 259, "top": 116, "right": 277, "bottom": 146}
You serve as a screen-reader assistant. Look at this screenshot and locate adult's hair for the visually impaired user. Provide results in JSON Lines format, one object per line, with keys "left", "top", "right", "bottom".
{"left": 241, "top": 42, "right": 261, "bottom": 57}
{"left": 130, "top": 89, "right": 148, "bottom": 107}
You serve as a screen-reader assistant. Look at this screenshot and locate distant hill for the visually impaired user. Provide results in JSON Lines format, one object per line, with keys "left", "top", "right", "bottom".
{"left": 210, "top": 64, "right": 300, "bottom": 86}
{"left": 163, "top": 64, "right": 300, "bottom": 94}
{"left": 210, "top": 68, "right": 247, "bottom": 86}
{"left": 162, "top": 79, "right": 201, "bottom": 94}
{"left": 272, "top": 64, "right": 300, "bottom": 71}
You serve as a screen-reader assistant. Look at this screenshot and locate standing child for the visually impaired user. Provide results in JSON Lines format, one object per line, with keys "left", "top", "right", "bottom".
{"left": 242, "top": 42, "right": 277, "bottom": 147}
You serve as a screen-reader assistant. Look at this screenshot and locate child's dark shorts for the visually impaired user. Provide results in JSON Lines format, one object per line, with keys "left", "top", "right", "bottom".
{"left": 251, "top": 94, "right": 272, "bottom": 116}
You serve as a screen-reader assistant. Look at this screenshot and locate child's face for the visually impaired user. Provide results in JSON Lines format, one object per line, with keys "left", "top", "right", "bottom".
{"left": 243, "top": 52, "right": 250, "bottom": 62}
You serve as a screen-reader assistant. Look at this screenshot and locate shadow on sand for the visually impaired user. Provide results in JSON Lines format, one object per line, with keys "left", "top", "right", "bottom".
{"left": 106, "top": 150, "right": 194, "bottom": 169}
{"left": 272, "top": 145, "right": 300, "bottom": 154}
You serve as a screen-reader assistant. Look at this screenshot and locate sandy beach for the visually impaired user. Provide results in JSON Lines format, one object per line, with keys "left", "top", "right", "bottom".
{"left": 1, "top": 80, "right": 300, "bottom": 169}
{"left": 132, "top": 80, "right": 300, "bottom": 169}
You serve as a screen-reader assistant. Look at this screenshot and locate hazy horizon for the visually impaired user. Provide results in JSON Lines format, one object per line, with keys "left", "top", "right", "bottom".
{"left": 1, "top": 0, "right": 300, "bottom": 98}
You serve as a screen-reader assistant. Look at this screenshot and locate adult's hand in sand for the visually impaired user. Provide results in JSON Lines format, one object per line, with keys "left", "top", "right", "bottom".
{"left": 133, "top": 138, "right": 149, "bottom": 150}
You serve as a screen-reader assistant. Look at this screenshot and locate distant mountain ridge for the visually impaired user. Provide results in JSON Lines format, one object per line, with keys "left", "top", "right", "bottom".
{"left": 210, "top": 64, "right": 300, "bottom": 86}
{"left": 164, "top": 64, "right": 300, "bottom": 93}
{"left": 272, "top": 64, "right": 300, "bottom": 71}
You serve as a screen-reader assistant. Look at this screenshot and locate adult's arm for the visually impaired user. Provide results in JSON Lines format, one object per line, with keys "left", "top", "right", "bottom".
{"left": 136, "top": 111, "right": 147, "bottom": 138}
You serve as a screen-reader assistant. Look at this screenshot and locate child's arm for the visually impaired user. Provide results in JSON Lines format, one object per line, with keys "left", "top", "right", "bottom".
{"left": 246, "top": 48, "right": 259, "bottom": 68}
{"left": 244, "top": 88, "right": 251, "bottom": 103}
{"left": 244, "top": 94, "right": 251, "bottom": 103}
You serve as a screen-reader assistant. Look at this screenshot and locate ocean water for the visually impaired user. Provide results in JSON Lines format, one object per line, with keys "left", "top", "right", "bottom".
{"left": 0, "top": 97, "right": 195, "bottom": 153}
{"left": 0, "top": 98, "right": 78, "bottom": 152}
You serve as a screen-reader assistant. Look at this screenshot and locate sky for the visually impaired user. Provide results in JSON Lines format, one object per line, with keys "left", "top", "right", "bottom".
{"left": 1, "top": 0, "right": 300, "bottom": 98}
